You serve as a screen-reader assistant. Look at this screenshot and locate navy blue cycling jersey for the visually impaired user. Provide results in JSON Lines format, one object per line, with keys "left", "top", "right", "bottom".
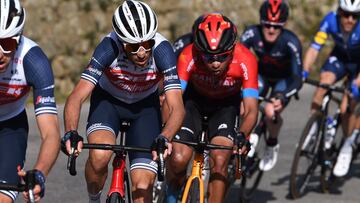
{"left": 0, "top": 36, "right": 57, "bottom": 121}
{"left": 311, "top": 11, "right": 360, "bottom": 62}
{"left": 173, "top": 32, "right": 193, "bottom": 58}
{"left": 81, "top": 32, "right": 181, "bottom": 104}
{"left": 240, "top": 25, "right": 303, "bottom": 96}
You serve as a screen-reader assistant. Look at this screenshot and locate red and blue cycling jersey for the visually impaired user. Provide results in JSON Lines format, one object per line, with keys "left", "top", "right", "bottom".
{"left": 177, "top": 43, "right": 258, "bottom": 99}
{"left": 311, "top": 11, "right": 360, "bottom": 62}
{"left": 0, "top": 36, "right": 57, "bottom": 121}
{"left": 81, "top": 32, "right": 181, "bottom": 104}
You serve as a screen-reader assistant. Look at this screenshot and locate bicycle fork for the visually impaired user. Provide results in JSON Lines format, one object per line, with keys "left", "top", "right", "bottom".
{"left": 181, "top": 153, "right": 205, "bottom": 203}
{"left": 108, "top": 153, "right": 126, "bottom": 198}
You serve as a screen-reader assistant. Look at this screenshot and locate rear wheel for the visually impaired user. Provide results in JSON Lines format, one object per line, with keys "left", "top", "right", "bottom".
{"left": 289, "top": 112, "right": 323, "bottom": 199}
{"left": 186, "top": 178, "right": 201, "bottom": 203}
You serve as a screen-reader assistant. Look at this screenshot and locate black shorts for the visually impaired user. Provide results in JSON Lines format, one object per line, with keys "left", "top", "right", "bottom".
{"left": 0, "top": 110, "right": 28, "bottom": 200}
{"left": 87, "top": 86, "right": 162, "bottom": 173}
{"left": 176, "top": 86, "right": 239, "bottom": 142}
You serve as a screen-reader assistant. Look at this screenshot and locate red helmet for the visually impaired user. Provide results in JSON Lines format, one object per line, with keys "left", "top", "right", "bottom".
{"left": 194, "top": 13, "right": 237, "bottom": 55}
{"left": 260, "top": 0, "right": 289, "bottom": 25}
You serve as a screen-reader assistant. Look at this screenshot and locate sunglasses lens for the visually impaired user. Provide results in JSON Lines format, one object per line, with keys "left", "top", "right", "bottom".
{"left": 263, "top": 23, "right": 282, "bottom": 29}
{"left": 0, "top": 38, "right": 17, "bottom": 53}
{"left": 202, "top": 52, "right": 231, "bottom": 63}
{"left": 340, "top": 9, "right": 360, "bottom": 19}
{"left": 125, "top": 39, "right": 155, "bottom": 53}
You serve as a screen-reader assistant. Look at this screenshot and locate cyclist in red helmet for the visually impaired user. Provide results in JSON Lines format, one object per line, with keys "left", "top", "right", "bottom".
{"left": 166, "top": 13, "right": 258, "bottom": 203}
{"left": 241, "top": 0, "right": 303, "bottom": 171}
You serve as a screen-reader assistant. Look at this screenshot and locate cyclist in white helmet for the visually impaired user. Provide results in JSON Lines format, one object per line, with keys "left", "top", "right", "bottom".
{"left": 62, "top": 1, "right": 184, "bottom": 202}
{"left": 0, "top": 0, "right": 61, "bottom": 202}
{"left": 303, "top": 0, "right": 360, "bottom": 177}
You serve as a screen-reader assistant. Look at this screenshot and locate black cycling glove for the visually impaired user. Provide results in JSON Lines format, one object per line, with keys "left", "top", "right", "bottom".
{"left": 61, "top": 130, "right": 83, "bottom": 156}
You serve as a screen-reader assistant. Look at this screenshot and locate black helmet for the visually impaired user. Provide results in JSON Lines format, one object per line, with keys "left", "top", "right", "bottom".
{"left": 260, "top": 0, "right": 289, "bottom": 25}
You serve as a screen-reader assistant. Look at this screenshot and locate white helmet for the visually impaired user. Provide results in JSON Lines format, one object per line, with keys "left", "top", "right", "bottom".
{"left": 112, "top": 0, "right": 158, "bottom": 44}
{"left": 339, "top": 0, "right": 360, "bottom": 12}
{"left": 0, "top": 0, "right": 25, "bottom": 38}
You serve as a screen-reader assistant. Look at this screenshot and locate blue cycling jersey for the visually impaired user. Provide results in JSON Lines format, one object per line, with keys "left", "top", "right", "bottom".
{"left": 311, "top": 11, "right": 360, "bottom": 62}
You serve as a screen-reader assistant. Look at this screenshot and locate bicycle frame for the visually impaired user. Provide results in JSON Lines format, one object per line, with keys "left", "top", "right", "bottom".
{"left": 174, "top": 116, "right": 235, "bottom": 203}
{"left": 181, "top": 152, "right": 205, "bottom": 203}
{"left": 108, "top": 150, "right": 127, "bottom": 198}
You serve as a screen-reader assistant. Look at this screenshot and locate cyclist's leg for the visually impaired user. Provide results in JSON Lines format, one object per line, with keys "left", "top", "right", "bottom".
{"left": 166, "top": 99, "right": 201, "bottom": 203}
{"left": 311, "top": 56, "right": 345, "bottom": 112}
{"left": 0, "top": 111, "right": 28, "bottom": 203}
{"left": 126, "top": 91, "right": 162, "bottom": 203}
{"left": 207, "top": 106, "right": 237, "bottom": 203}
{"left": 334, "top": 70, "right": 360, "bottom": 177}
{"left": 85, "top": 87, "right": 120, "bottom": 202}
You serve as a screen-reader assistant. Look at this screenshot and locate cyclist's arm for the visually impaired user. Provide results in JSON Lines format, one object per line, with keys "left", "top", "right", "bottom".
{"left": 274, "top": 38, "right": 303, "bottom": 97}
{"left": 35, "top": 114, "right": 60, "bottom": 175}
{"left": 239, "top": 45, "right": 259, "bottom": 137}
{"left": 303, "top": 13, "right": 331, "bottom": 73}
{"left": 155, "top": 40, "right": 185, "bottom": 139}
{"left": 240, "top": 97, "right": 258, "bottom": 136}
{"left": 303, "top": 47, "right": 319, "bottom": 73}
{"left": 64, "top": 36, "right": 118, "bottom": 132}
{"left": 22, "top": 47, "right": 59, "bottom": 177}
{"left": 64, "top": 79, "right": 95, "bottom": 131}
{"left": 162, "top": 89, "right": 185, "bottom": 139}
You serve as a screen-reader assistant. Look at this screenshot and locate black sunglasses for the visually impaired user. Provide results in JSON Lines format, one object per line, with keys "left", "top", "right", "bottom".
{"left": 339, "top": 9, "right": 360, "bottom": 19}
{"left": 262, "top": 23, "right": 283, "bottom": 30}
{"left": 201, "top": 52, "right": 232, "bottom": 63}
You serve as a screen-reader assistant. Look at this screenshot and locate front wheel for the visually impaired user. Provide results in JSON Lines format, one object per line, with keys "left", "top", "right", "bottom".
{"left": 239, "top": 126, "right": 267, "bottom": 202}
{"left": 186, "top": 178, "right": 201, "bottom": 203}
{"left": 107, "top": 192, "right": 124, "bottom": 203}
{"left": 289, "top": 112, "right": 323, "bottom": 199}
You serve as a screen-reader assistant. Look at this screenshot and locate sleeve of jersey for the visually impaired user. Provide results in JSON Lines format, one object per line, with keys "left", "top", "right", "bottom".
{"left": 242, "top": 51, "right": 259, "bottom": 99}
{"left": 154, "top": 41, "right": 182, "bottom": 92}
{"left": 23, "top": 47, "right": 57, "bottom": 116}
{"left": 311, "top": 15, "right": 330, "bottom": 51}
{"left": 176, "top": 49, "right": 192, "bottom": 91}
{"left": 284, "top": 37, "right": 303, "bottom": 96}
{"left": 240, "top": 27, "right": 254, "bottom": 49}
{"left": 81, "top": 37, "right": 118, "bottom": 85}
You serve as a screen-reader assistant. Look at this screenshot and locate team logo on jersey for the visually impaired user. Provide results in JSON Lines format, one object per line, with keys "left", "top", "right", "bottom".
{"left": 86, "top": 64, "right": 102, "bottom": 77}
{"left": 314, "top": 31, "right": 327, "bottom": 45}
{"left": 240, "top": 63, "right": 249, "bottom": 80}
{"left": 36, "top": 96, "right": 55, "bottom": 105}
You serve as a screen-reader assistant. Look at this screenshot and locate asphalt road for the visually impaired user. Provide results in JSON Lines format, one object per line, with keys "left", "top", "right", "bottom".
{"left": 17, "top": 84, "right": 360, "bottom": 203}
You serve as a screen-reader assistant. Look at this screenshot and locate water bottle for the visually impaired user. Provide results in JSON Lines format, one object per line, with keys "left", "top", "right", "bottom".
{"left": 324, "top": 117, "right": 336, "bottom": 149}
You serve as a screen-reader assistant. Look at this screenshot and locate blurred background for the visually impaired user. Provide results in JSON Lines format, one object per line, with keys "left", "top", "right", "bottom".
{"left": 22, "top": 0, "right": 337, "bottom": 101}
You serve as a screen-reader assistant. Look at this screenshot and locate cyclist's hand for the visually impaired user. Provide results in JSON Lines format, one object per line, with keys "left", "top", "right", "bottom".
{"left": 271, "top": 97, "right": 283, "bottom": 112}
{"left": 302, "top": 70, "right": 309, "bottom": 81}
{"left": 351, "top": 83, "right": 360, "bottom": 99}
{"left": 233, "top": 131, "right": 251, "bottom": 155}
{"left": 151, "top": 134, "right": 171, "bottom": 160}
{"left": 18, "top": 169, "right": 45, "bottom": 203}
{"left": 61, "top": 130, "right": 83, "bottom": 156}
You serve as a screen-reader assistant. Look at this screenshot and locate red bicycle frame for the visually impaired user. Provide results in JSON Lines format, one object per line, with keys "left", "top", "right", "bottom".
{"left": 108, "top": 152, "right": 127, "bottom": 198}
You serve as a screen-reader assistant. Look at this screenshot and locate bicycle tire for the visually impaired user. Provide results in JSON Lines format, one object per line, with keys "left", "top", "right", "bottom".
{"left": 107, "top": 192, "right": 123, "bottom": 203}
{"left": 152, "top": 180, "right": 166, "bottom": 203}
{"left": 186, "top": 178, "right": 201, "bottom": 203}
{"left": 124, "top": 171, "right": 132, "bottom": 203}
{"left": 289, "top": 112, "right": 323, "bottom": 199}
{"left": 240, "top": 126, "right": 266, "bottom": 202}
